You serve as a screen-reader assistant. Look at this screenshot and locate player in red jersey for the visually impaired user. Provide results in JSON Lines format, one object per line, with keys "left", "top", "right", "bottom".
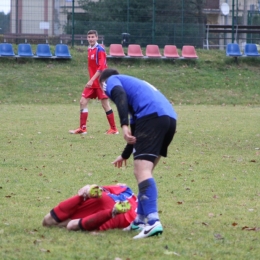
{"left": 69, "top": 30, "right": 118, "bottom": 135}
{"left": 42, "top": 184, "right": 137, "bottom": 231}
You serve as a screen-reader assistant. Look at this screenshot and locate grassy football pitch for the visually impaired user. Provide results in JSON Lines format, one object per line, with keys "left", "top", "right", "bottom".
{"left": 0, "top": 47, "right": 259, "bottom": 259}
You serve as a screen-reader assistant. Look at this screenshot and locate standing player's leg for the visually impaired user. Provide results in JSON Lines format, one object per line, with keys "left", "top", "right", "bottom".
{"left": 131, "top": 160, "right": 163, "bottom": 239}
{"left": 134, "top": 116, "right": 176, "bottom": 239}
{"left": 69, "top": 96, "right": 89, "bottom": 134}
{"left": 69, "top": 86, "right": 97, "bottom": 134}
{"left": 123, "top": 160, "right": 154, "bottom": 232}
{"left": 98, "top": 88, "right": 118, "bottom": 134}
{"left": 129, "top": 116, "right": 175, "bottom": 239}
{"left": 79, "top": 97, "right": 89, "bottom": 132}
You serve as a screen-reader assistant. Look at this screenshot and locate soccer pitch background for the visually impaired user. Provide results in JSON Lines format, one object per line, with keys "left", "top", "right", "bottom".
{"left": 1, "top": 103, "right": 259, "bottom": 260}
{"left": 0, "top": 48, "right": 260, "bottom": 259}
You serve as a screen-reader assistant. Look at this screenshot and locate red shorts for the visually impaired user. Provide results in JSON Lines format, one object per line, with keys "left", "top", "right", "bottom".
{"left": 82, "top": 87, "right": 108, "bottom": 99}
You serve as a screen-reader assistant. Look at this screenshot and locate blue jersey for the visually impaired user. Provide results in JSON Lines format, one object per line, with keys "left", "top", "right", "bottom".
{"left": 102, "top": 186, "right": 135, "bottom": 202}
{"left": 105, "top": 75, "right": 177, "bottom": 123}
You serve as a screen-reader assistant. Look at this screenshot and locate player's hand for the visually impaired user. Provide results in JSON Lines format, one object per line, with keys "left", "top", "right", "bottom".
{"left": 78, "top": 184, "right": 90, "bottom": 200}
{"left": 112, "top": 156, "right": 127, "bottom": 168}
{"left": 85, "top": 79, "right": 93, "bottom": 88}
{"left": 122, "top": 125, "right": 136, "bottom": 144}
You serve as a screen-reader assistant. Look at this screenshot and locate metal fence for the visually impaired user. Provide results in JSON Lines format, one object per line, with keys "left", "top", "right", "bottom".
{"left": 1, "top": 1, "right": 260, "bottom": 49}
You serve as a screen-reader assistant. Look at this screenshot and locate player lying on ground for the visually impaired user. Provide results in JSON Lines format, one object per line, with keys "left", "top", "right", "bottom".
{"left": 42, "top": 183, "right": 137, "bottom": 231}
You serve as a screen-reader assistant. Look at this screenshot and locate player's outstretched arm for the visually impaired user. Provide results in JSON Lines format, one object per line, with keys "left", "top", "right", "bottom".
{"left": 112, "top": 155, "right": 127, "bottom": 168}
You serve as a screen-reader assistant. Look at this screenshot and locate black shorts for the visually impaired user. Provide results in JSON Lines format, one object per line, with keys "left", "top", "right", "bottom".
{"left": 133, "top": 115, "right": 176, "bottom": 163}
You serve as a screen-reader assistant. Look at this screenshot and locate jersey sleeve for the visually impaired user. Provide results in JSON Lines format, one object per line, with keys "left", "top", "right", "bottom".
{"left": 97, "top": 48, "right": 107, "bottom": 72}
{"left": 110, "top": 86, "right": 129, "bottom": 126}
{"left": 121, "top": 124, "right": 135, "bottom": 159}
{"left": 105, "top": 77, "right": 122, "bottom": 96}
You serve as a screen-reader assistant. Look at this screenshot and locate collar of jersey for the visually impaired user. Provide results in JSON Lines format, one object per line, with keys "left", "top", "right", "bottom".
{"left": 88, "top": 43, "right": 98, "bottom": 49}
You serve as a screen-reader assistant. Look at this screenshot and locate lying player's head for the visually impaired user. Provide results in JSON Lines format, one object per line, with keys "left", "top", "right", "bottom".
{"left": 99, "top": 68, "right": 119, "bottom": 90}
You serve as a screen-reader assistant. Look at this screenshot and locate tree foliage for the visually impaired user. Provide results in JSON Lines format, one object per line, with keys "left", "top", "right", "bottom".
{"left": 64, "top": 0, "right": 207, "bottom": 47}
{"left": 0, "top": 11, "right": 10, "bottom": 34}
{"left": 77, "top": 0, "right": 207, "bottom": 24}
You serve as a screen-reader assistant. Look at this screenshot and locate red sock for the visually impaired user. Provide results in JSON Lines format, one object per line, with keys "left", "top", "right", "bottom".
{"left": 80, "top": 111, "right": 88, "bottom": 130}
{"left": 80, "top": 209, "right": 112, "bottom": 231}
{"left": 53, "top": 195, "right": 82, "bottom": 221}
{"left": 106, "top": 110, "right": 117, "bottom": 130}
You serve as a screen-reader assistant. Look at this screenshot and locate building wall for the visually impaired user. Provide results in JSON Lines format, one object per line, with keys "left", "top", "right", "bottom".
{"left": 204, "top": 0, "right": 260, "bottom": 49}
{"left": 11, "top": 0, "right": 55, "bottom": 34}
{"left": 9, "top": 0, "right": 83, "bottom": 35}
{"left": 211, "top": 0, "right": 259, "bottom": 25}
{"left": 8, "top": 0, "right": 260, "bottom": 36}
{"left": 205, "top": 0, "right": 260, "bottom": 24}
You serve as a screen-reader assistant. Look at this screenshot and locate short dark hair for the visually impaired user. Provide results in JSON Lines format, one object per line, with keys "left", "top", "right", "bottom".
{"left": 99, "top": 68, "right": 119, "bottom": 84}
{"left": 87, "top": 30, "right": 98, "bottom": 36}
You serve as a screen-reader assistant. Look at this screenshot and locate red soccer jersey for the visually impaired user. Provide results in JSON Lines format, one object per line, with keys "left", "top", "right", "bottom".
{"left": 88, "top": 43, "right": 107, "bottom": 88}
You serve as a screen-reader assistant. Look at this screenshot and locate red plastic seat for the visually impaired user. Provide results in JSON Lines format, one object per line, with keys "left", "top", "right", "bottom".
{"left": 127, "top": 44, "right": 144, "bottom": 57}
{"left": 181, "top": 45, "right": 198, "bottom": 59}
{"left": 163, "top": 45, "right": 180, "bottom": 58}
{"left": 109, "top": 44, "right": 125, "bottom": 57}
{"left": 145, "top": 45, "right": 161, "bottom": 58}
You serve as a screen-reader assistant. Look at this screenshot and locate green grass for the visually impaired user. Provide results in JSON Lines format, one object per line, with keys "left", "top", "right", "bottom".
{"left": 1, "top": 47, "right": 260, "bottom": 105}
{"left": 0, "top": 47, "right": 260, "bottom": 259}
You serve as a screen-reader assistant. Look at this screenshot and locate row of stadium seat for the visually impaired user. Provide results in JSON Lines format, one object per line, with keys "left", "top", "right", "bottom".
{"left": 106, "top": 44, "right": 198, "bottom": 59}
{"left": 0, "top": 43, "right": 71, "bottom": 59}
{"left": 0, "top": 42, "right": 198, "bottom": 60}
{"left": 226, "top": 43, "right": 260, "bottom": 57}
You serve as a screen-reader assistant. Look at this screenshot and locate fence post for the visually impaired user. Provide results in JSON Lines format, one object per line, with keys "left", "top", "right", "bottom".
{"left": 72, "top": 0, "right": 75, "bottom": 47}
{"left": 152, "top": 0, "right": 155, "bottom": 44}
{"left": 232, "top": 0, "right": 235, "bottom": 42}
{"left": 127, "top": 0, "right": 129, "bottom": 33}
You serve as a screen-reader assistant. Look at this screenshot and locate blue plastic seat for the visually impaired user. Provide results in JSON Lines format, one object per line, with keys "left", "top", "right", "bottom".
{"left": 35, "top": 44, "right": 52, "bottom": 58}
{"left": 244, "top": 43, "right": 260, "bottom": 56}
{"left": 226, "top": 43, "right": 242, "bottom": 57}
{"left": 0, "top": 43, "right": 15, "bottom": 57}
{"left": 17, "top": 43, "right": 34, "bottom": 57}
{"left": 54, "top": 44, "right": 71, "bottom": 58}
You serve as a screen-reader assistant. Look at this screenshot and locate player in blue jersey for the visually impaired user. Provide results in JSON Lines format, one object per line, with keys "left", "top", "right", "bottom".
{"left": 99, "top": 69, "right": 177, "bottom": 239}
